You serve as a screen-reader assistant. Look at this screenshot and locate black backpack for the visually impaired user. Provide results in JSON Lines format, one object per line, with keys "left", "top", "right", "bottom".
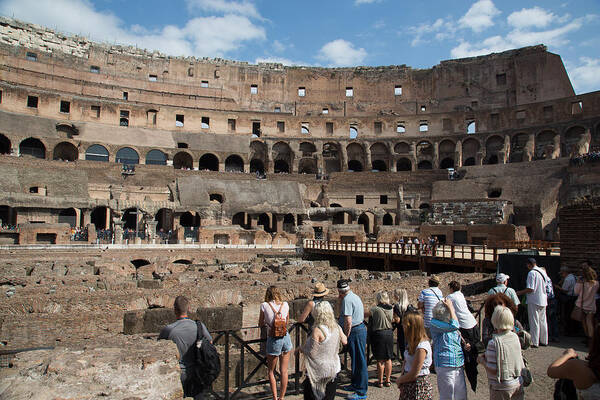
{"left": 553, "top": 378, "right": 576, "bottom": 400}
{"left": 191, "top": 321, "right": 221, "bottom": 388}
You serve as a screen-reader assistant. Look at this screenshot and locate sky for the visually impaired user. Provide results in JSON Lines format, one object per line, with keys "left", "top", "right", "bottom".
{"left": 1, "top": 0, "right": 599, "bottom": 93}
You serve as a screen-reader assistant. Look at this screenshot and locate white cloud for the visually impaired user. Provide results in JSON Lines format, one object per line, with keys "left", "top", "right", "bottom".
{"left": 354, "top": 0, "right": 382, "bottom": 4}
{"left": 373, "top": 19, "right": 386, "bottom": 30}
{"left": 272, "top": 40, "right": 286, "bottom": 53}
{"left": 407, "top": 17, "right": 456, "bottom": 47}
{"left": 508, "top": 7, "right": 556, "bottom": 29}
{"left": 459, "top": 0, "right": 500, "bottom": 32}
{"left": 451, "top": 15, "right": 586, "bottom": 58}
{"left": 566, "top": 57, "right": 600, "bottom": 94}
{"left": 185, "top": 0, "right": 262, "bottom": 19}
{"left": 0, "top": 0, "right": 266, "bottom": 58}
{"left": 316, "top": 39, "right": 367, "bottom": 66}
{"left": 255, "top": 56, "right": 307, "bottom": 66}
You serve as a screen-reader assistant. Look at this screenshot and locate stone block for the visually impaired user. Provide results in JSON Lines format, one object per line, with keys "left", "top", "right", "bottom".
{"left": 196, "top": 305, "right": 243, "bottom": 332}
{"left": 137, "top": 280, "right": 162, "bottom": 289}
{"left": 143, "top": 308, "right": 177, "bottom": 334}
{"left": 123, "top": 310, "right": 145, "bottom": 335}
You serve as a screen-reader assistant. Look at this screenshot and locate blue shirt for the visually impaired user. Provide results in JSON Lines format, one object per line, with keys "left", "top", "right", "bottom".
{"left": 430, "top": 319, "right": 464, "bottom": 368}
{"left": 418, "top": 287, "right": 443, "bottom": 327}
{"left": 339, "top": 290, "right": 364, "bottom": 327}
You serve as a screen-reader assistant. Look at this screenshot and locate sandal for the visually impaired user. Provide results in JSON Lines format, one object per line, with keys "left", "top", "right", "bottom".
{"left": 384, "top": 381, "right": 391, "bottom": 387}
{"left": 376, "top": 382, "right": 383, "bottom": 388}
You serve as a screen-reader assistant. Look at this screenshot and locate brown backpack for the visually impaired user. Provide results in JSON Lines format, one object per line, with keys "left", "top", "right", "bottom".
{"left": 268, "top": 302, "right": 287, "bottom": 338}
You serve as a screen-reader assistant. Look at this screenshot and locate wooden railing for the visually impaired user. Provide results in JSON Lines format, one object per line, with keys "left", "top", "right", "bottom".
{"left": 303, "top": 239, "right": 559, "bottom": 263}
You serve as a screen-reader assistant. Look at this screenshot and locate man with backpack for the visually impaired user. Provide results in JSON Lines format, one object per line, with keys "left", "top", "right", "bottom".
{"left": 488, "top": 273, "right": 521, "bottom": 307}
{"left": 159, "top": 296, "right": 213, "bottom": 400}
{"left": 517, "top": 258, "right": 549, "bottom": 348}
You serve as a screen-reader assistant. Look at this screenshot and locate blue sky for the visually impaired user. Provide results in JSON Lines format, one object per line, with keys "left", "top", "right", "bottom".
{"left": 1, "top": 0, "right": 599, "bottom": 93}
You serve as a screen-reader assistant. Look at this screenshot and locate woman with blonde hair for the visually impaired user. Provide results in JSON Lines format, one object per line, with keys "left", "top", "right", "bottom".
{"left": 297, "top": 301, "right": 348, "bottom": 400}
{"left": 396, "top": 311, "right": 433, "bottom": 400}
{"left": 259, "top": 286, "right": 293, "bottom": 400}
{"left": 367, "top": 291, "right": 395, "bottom": 387}
{"left": 574, "top": 266, "right": 599, "bottom": 345}
{"left": 393, "top": 288, "right": 413, "bottom": 360}
{"left": 477, "top": 305, "right": 525, "bottom": 399}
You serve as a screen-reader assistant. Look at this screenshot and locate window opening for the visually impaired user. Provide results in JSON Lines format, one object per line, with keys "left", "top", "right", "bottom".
{"left": 419, "top": 121, "right": 428, "bottom": 132}
{"left": 380, "top": 195, "right": 388, "bottom": 204}
{"left": 274, "top": 106, "right": 281, "bottom": 112}
{"left": 394, "top": 85, "right": 402, "bottom": 96}
{"left": 397, "top": 123, "right": 406, "bottom": 133}
{"left": 228, "top": 119, "right": 236, "bottom": 132}
{"left": 120, "top": 110, "right": 129, "bottom": 127}
{"left": 571, "top": 101, "right": 583, "bottom": 115}
{"left": 349, "top": 126, "right": 358, "bottom": 139}
{"left": 326, "top": 122, "right": 334, "bottom": 134}
{"left": 90, "top": 65, "right": 100, "bottom": 74}
{"left": 374, "top": 121, "right": 382, "bottom": 134}
{"left": 26, "top": 52, "right": 37, "bottom": 61}
{"left": 467, "top": 121, "right": 476, "bottom": 134}
{"left": 496, "top": 73, "right": 506, "bottom": 86}
{"left": 149, "top": 74, "right": 158, "bottom": 82}
{"left": 201, "top": 117, "right": 210, "bottom": 129}
{"left": 60, "top": 100, "right": 70, "bottom": 114}
{"left": 201, "top": 80, "right": 209, "bottom": 88}
{"left": 322, "top": 108, "right": 329, "bottom": 114}
{"left": 420, "top": 105, "right": 426, "bottom": 112}
{"left": 250, "top": 84, "right": 258, "bottom": 94}
{"left": 175, "top": 114, "right": 184, "bottom": 127}
{"left": 301, "top": 123, "right": 309, "bottom": 134}
{"left": 346, "top": 87, "right": 353, "bottom": 97}
{"left": 356, "top": 195, "right": 364, "bottom": 204}
{"left": 123, "top": 92, "right": 128, "bottom": 100}
{"left": 27, "top": 95, "right": 38, "bottom": 108}
{"left": 91, "top": 105, "right": 100, "bottom": 118}
{"left": 178, "top": 142, "right": 188, "bottom": 149}
{"left": 252, "top": 121, "right": 261, "bottom": 137}
{"left": 298, "top": 87, "right": 306, "bottom": 97}
{"left": 147, "top": 110, "right": 157, "bottom": 125}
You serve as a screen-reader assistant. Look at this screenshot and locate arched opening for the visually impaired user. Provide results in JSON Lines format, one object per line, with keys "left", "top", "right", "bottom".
{"left": 536, "top": 130, "right": 558, "bottom": 160}
{"left": 179, "top": 212, "right": 200, "bottom": 227}
{"left": 85, "top": 144, "right": 109, "bottom": 162}
{"left": 509, "top": 134, "right": 528, "bottom": 163}
{"left": 145, "top": 149, "right": 167, "bottom": 165}
{"left": 332, "top": 211, "right": 346, "bottom": 225}
{"left": 349, "top": 126, "right": 358, "bottom": 139}
{"left": 565, "top": 126, "right": 586, "bottom": 157}
{"left": 396, "top": 158, "right": 412, "bottom": 171}
{"left": 299, "top": 142, "right": 317, "bottom": 156}
{"left": 199, "top": 153, "right": 219, "bottom": 171}
{"left": 173, "top": 259, "right": 192, "bottom": 265}
{"left": 383, "top": 213, "right": 393, "bottom": 225}
{"left": 440, "top": 157, "right": 454, "bottom": 169}
{"left": 485, "top": 136, "right": 504, "bottom": 164}
{"left": 488, "top": 189, "right": 502, "bottom": 198}
{"left": 298, "top": 158, "right": 317, "bottom": 174}
{"left": 419, "top": 203, "right": 430, "bottom": 209}
{"left": 91, "top": 206, "right": 109, "bottom": 230}
{"left": 131, "top": 259, "right": 151, "bottom": 268}
{"left": 417, "top": 160, "right": 432, "bottom": 170}
{"left": 348, "top": 160, "right": 363, "bottom": 172}
{"left": 467, "top": 121, "right": 476, "bottom": 134}
{"left": 323, "top": 143, "right": 341, "bottom": 174}
{"left": 116, "top": 147, "right": 139, "bottom": 165}
{"left": 258, "top": 213, "right": 272, "bottom": 232}
{"left": 0, "top": 134, "right": 11, "bottom": 155}
{"left": 225, "top": 155, "right": 244, "bottom": 172}
{"left": 155, "top": 208, "right": 174, "bottom": 232}
{"left": 122, "top": 208, "right": 141, "bottom": 230}
{"left": 371, "top": 160, "right": 387, "bottom": 172}
{"left": 232, "top": 212, "right": 247, "bottom": 228}
{"left": 274, "top": 160, "right": 290, "bottom": 173}
{"left": 273, "top": 142, "right": 294, "bottom": 173}
{"left": 19, "top": 138, "right": 46, "bottom": 159}
{"left": 209, "top": 193, "right": 224, "bottom": 203}
{"left": 394, "top": 142, "right": 410, "bottom": 154}
{"left": 0, "top": 205, "right": 17, "bottom": 226}
{"left": 283, "top": 213, "right": 295, "bottom": 233}
{"left": 462, "top": 138, "right": 480, "bottom": 166}
{"left": 173, "top": 152, "right": 193, "bottom": 169}
{"left": 250, "top": 159, "right": 265, "bottom": 175}
{"left": 358, "top": 213, "right": 370, "bottom": 233}
{"left": 53, "top": 142, "right": 78, "bottom": 161}
{"left": 58, "top": 207, "right": 77, "bottom": 228}
{"left": 463, "top": 157, "right": 476, "bottom": 166}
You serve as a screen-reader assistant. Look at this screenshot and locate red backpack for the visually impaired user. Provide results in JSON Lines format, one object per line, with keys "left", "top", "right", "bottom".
{"left": 268, "top": 302, "right": 287, "bottom": 338}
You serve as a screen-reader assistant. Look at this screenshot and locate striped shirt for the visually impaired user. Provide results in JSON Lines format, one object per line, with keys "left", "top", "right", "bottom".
{"left": 418, "top": 287, "right": 443, "bottom": 327}
{"left": 485, "top": 337, "right": 521, "bottom": 389}
{"left": 430, "top": 318, "right": 464, "bottom": 367}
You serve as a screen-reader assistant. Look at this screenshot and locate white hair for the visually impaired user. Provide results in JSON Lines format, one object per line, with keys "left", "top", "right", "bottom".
{"left": 432, "top": 301, "right": 451, "bottom": 323}
{"left": 393, "top": 288, "right": 409, "bottom": 314}
{"left": 491, "top": 305, "right": 514, "bottom": 331}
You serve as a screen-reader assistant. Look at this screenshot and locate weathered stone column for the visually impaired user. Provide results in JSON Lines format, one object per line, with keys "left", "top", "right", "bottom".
{"left": 147, "top": 220, "right": 158, "bottom": 243}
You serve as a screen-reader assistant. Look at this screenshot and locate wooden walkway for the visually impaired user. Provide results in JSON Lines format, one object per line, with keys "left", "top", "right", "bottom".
{"left": 303, "top": 240, "right": 560, "bottom": 272}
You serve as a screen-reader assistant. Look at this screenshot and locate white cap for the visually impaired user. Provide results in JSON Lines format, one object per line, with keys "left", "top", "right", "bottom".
{"left": 496, "top": 273, "right": 510, "bottom": 283}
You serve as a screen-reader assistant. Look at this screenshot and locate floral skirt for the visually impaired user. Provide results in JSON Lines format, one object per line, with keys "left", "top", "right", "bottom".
{"left": 398, "top": 375, "right": 433, "bottom": 400}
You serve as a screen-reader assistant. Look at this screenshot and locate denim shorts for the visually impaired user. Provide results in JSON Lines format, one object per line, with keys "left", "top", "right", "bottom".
{"left": 266, "top": 333, "right": 292, "bottom": 356}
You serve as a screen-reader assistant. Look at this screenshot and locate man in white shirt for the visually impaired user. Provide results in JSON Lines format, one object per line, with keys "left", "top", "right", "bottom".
{"left": 516, "top": 258, "right": 548, "bottom": 347}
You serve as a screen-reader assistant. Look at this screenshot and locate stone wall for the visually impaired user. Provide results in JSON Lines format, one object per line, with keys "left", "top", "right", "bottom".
{"left": 559, "top": 199, "right": 600, "bottom": 269}
{"left": 430, "top": 200, "right": 512, "bottom": 225}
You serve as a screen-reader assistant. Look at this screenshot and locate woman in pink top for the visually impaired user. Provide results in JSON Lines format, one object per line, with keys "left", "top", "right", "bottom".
{"left": 575, "top": 266, "right": 599, "bottom": 345}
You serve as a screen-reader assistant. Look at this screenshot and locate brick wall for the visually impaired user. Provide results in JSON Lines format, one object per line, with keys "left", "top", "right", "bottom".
{"left": 559, "top": 200, "right": 600, "bottom": 269}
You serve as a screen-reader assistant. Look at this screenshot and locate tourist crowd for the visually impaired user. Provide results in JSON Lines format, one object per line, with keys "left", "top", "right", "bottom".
{"left": 569, "top": 150, "right": 600, "bottom": 167}
{"left": 160, "top": 257, "right": 600, "bottom": 400}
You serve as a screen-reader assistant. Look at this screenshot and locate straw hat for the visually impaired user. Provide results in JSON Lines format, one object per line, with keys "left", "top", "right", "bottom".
{"left": 312, "top": 282, "right": 330, "bottom": 297}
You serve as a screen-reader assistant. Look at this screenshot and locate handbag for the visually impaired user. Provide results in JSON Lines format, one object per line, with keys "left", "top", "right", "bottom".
{"left": 570, "top": 282, "right": 585, "bottom": 322}
{"left": 521, "top": 357, "right": 533, "bottom": 387}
